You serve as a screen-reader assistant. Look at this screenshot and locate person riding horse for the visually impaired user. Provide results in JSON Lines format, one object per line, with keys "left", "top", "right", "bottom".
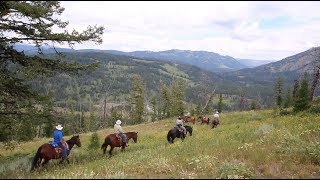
{"left": 114, "top": 120, "right": 129, "bottom": 147}
{"left": 53, "top": 124, "right": 67, "bottom": 163}
{"left": 176, "top": 116, "right": 186, "bottom": 135}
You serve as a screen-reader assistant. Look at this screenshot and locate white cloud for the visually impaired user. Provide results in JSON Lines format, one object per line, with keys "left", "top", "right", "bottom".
{"left": 56, "top": 1, "right": 320, "bottom": 60}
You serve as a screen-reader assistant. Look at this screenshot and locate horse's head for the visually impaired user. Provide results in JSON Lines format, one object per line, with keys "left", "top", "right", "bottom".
{"left": 71, "top": 135, "right": 81, "bottom": 147}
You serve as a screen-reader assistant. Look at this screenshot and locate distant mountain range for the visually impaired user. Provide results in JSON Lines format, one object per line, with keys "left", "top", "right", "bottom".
{"left": 13, "top": 43, "right": 275, "bottom": 72}
{"left": 12, "top": 43, "right": 320, "bottom": 107}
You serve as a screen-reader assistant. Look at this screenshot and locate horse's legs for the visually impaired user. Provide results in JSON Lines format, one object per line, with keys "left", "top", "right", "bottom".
{"left": 109, "top": 146, "right": 114, "bottom": 158}
{"left": 42, "top": 158, "right": 50, "bottom": 169}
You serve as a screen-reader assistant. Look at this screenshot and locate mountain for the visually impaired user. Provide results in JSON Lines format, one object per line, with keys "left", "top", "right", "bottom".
{"left": 236, "top": 58, "right": 275, "bottom": 68}
{"left": 221, "top": 47, "right": 320, "bottom": 92}
{"left": 13, "top": 44, "right": 249, "bottom": 72}
{"left": 13, "top": 43, "right": 75, "bottom": 55}
{"left": 103, "top": 49, "right": 248, "bottom": 72}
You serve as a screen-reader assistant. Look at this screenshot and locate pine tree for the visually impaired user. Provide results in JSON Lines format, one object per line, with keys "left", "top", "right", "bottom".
{"left": 0, "top": 1, "right": 104, "bottom": 142}
{"left": 217, "top": 93, "right": 223, "bottom": 113}
{"left": 130, "top": 75, "right": 145, "bottom": 124}
{"left": 150, "top": 95, "right": 158, "bottom": 121}
{"left": 283, "top": 88, "right": 293, "bottom": 108}
{"left": 169, "top": 78, "right": 185, "bottom": 116}
{"left": 274, "top": 76, "right": 283, "bottom": 109}
{"left": 293, "top": 73, "right": 311, "bottom": 112}
{"left": 160, "top": 82, "right": 170, "bottom": 118}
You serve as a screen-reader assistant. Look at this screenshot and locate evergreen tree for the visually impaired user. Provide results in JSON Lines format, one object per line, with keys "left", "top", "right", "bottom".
{"left": 88, "top": 132, "right": 100, "bottom": 150}
{"left": 160, "top": 81, "right": 170, "bottom": 118}
{"left": 293, "top": 73, "right": 311, "bottom": 112}
{"left": 195, "top": 102, "right": 201, "bottom": 116}
{"left": 150, "top": 95, "right": 158, "bottom": 121}
{"left": 0, "top": 1, "right": 104, "bottom": 142}
{"left": 250, "top": 100, "right": 257, "bottom": 110}
{"left": 274, "top": 76, "right": 283, "bottom": 109}
{"left": 130, "top": 74, "right": 145, "bottom": 124}
{"left": 169, "top": 78, "right": 185, "bottom": 116}
{"left": 283, "top": 88, "right": 293, "bottom": 108}
{"left": 217, "top": 93, "right": 223, "bottom": 113}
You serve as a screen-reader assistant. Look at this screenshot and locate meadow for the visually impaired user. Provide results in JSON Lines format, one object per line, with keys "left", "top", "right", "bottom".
{"left": 0, "top": 109, "right": 319, "bottom": 179}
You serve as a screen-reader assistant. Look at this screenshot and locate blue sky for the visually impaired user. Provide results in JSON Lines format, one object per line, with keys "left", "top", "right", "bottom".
{"left": 55, "top": 1, "right": 320, "bottom": 61}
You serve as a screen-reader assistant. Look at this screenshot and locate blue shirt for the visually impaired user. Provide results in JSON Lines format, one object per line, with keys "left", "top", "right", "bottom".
{"left": 53, "top": 129, "right": 63, "bottom": 143}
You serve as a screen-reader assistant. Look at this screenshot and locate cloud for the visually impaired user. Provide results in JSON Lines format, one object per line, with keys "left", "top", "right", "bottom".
{"left": 57, "top": 1, "right": 320, "bottom": 60}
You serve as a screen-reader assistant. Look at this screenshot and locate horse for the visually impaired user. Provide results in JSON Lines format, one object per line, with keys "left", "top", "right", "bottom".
{"left": 182, "top": 115, "right": 196, "bottom": 125}
{"left": 212, "top": 118, "right": 220, "bottom": 128}
{"left": 31, "top": 135, "right": 81, "bottom": 171}
{"left": 167, "top": 125, "right": 193, "bottom": 144}
{"left": 101, "top": 131, "right": 138, "bottom": 158}
{"left": 199, "top": 116, "right": 210, "bottom": 125}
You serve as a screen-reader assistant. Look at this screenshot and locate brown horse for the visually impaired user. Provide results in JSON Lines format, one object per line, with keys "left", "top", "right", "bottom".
{"left": 31, "top": 135, "right": 81, "bottom": 171}
{"left": 212, "top": 119, "right": 220, "bottom": 128}
{"left": 199, "top": 116, "right": 210, "bottom": 125}
{"left": 101, "top": 131, "right": 138, "bottom": 158}
{"left": 182, "top": 115, "right": 196, "bottom": 124}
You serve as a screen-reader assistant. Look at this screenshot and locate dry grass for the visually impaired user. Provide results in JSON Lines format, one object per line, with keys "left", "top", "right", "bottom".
{"left": 0, "top": 109, "right": 319, "bottom": 178}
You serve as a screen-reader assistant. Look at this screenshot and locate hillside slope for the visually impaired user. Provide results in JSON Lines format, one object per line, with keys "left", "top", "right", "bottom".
{"left": 0, "top": 110, "right": 319, "bottom": 178}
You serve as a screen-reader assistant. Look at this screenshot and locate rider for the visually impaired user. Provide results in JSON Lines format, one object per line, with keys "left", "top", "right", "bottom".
{"left": 176, "top": 115, "right": 187, "bottom": 135}
{"left": 214, "top": 111, "right": 220, "bottom": 123}
{"left": 53, "top": 124, "right": 67, "bottom": 163}
{"left": 114, "top": 120, "right": 129, "bottom": 147}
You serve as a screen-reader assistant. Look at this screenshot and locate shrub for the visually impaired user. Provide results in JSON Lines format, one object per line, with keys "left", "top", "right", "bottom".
{"left": 88, "top": 132, "right": 100, "bottom": 150}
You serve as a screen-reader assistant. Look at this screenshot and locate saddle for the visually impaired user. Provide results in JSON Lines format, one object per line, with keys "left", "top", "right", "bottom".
{"left": 116, "top": 134, "right": 125, "bottom": 145}
{"left": 175, "top": 127, "right": 184, "bottom": 133}
{"left": 49, "top": 141, "right": 69, "bottom": 155}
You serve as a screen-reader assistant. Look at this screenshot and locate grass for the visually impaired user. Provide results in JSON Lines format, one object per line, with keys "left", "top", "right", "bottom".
{"left": 0, "top": 109, "right": 319, "bottom": 178}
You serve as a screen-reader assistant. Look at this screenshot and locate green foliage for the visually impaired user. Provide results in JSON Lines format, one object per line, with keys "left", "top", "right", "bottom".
{"left": 0, "top": 1, "right": 104, "bottom": 142}
{"left": 88, "top": 132, "right": 100, "bottom": 150}
{"left": 274, "top": 76, "right": 283, "bottom": 108}
{"left": 130, "top": 74, "right": 145, "bottom": 124}
{"left": 169, "top": 78, "right": 185, "bottom": 116}
{"left": 283, "top": 88, "right": 293, "bottom": 108}
{"left": 218, "top": 162, "right": 255, "bottom": 179}
{"left": 217, "top": 93, "right": 223, "bottom": 113}
{"left": 293, "top": 73, "right": 311, "bottom": 112}
{"left": 110, "top": 106, "right": 122, "bottom": 126}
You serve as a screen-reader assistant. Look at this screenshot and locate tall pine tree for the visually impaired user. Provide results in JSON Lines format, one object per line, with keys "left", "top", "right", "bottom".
{"left": 293, "top": 73, "right": 311, "bottom": 112}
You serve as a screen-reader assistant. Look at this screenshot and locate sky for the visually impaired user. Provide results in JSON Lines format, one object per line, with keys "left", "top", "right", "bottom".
{"left": 57, "top": 1, "right": 320, "bottom": 61}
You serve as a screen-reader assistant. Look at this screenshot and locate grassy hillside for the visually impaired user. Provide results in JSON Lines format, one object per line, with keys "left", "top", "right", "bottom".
{"left": 0, "top": 110, "right": 319, "bottom": 178}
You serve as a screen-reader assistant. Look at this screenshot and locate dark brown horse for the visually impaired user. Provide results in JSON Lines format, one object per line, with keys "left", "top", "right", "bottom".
{"left": 212, "top": 118, "right": 220, "bottom": 128}
{"left": 199, "top": 116, "right": 210, "bottom": 125}
{"left": 182, "top": 115, "right": 196, "bottom": 124}
{"left": 167, "top": 125, "right": 193, "bottom": 143}
{"left": 31, "top": 135, "right": 81, "bottom": 171}
{"left": 101, "top": 131, "right": 138, "bottom": 158}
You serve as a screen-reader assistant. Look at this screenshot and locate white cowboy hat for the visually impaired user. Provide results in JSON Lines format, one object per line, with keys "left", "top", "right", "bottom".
{"left": 215, "top": 111, "right": 219, "bottom": 114}
{"left": 56, "top": 124, "right": 63, "bottom": 130}
{"left": 116, "top": 120, "right": 122, "bottom": 125}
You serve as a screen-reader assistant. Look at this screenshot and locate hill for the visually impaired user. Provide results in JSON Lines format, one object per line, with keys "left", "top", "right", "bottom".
{"left": 0, "top": 109, "right": 319, "bottom": 178}
{"left": 103, "top": 49, "right": 248, "bottom": 72}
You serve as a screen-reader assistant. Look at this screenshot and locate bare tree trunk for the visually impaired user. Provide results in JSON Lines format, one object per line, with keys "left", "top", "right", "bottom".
{"left": 200, "top": 87, "right": 216, "bottom": 115}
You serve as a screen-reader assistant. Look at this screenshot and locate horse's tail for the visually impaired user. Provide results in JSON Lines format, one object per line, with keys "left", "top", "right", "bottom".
{"left": 167, "top": 131, "right": 172, "bottom": 143}
{"left": 101, "top": 140, "right": 108, "bottom": 154}
{"left": 30, "top": 147, "right": 41, "bottom": 171}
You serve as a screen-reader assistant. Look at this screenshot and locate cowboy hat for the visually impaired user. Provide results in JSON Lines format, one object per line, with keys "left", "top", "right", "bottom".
{"left": 56, "top": 124, "right": 63, "bottom": 130}
{"left": 116, "top": 120, "right": 122, "bottom": 125}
